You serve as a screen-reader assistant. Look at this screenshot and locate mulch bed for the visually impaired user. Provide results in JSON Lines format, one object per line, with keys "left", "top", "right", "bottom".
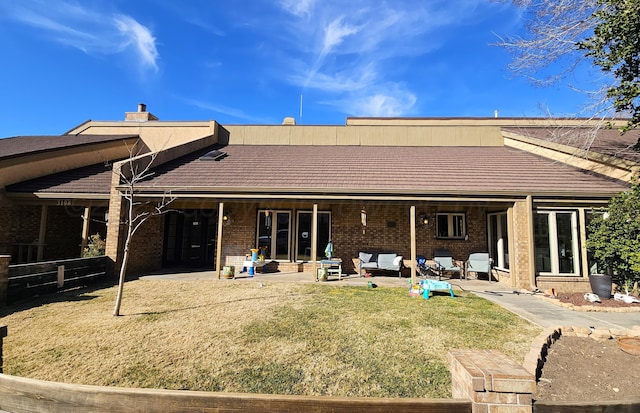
{"left": 555, "top": 292, "right": 640, "bottom": 308}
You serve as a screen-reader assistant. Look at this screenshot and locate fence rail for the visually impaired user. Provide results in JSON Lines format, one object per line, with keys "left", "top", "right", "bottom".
{"left": 7, "top": 256, "right": 107, "bottom": 302}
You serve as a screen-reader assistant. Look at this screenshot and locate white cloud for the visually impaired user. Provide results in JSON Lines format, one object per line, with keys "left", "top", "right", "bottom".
{"left": 183, "top": 98, "right": 273, "bottom": 124}
{"left": 271, "top": 0, "right": 496, "bottom": 117}
{"left": 351, "top": 93, "right": 418, "bottom": 117}
{"left": 114, "top": 15, "right": 159, "bottom": 72}
{"left": 279, "top": 0, "right": 316, "bottom": 19}
{"left": 2, "top": 1, "right": 159, "bottom": 72}
{"left": 320, "top": 17, "right": 361, "bottom": 58}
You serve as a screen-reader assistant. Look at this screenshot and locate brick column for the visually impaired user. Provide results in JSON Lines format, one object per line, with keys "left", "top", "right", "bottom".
{"left": 511, "top": 198, "right": 536, "bottom": 291}
{"left": 0, "top": 255, "right": 10, "bottom": 307}
{"left": 0, "top": 324, "right": 6, "bottom": 373}
{"left": 105, "top": 164, "right": 125, "bottom": 277}
{"left": 449, "top": 349, "right": 535, "bottom": 413}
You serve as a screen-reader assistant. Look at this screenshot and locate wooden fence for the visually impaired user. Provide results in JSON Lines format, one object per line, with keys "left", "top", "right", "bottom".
{"left": 7, "top": 256, "right": 107, "bottom": 302}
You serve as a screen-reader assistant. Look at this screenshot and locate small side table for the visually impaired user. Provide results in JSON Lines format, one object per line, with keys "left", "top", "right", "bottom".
{"left": 319, "top": 259, "right": 342, "bottom": 280}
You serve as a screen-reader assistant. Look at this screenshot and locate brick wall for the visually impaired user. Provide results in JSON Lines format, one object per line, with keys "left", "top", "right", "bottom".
{"left": 0, "top": 191, "right": 42, "bottom": 262}
{"left": 44, "top": 206, "right": 83, "bottom": 260}
{"left": 328, "top": 203, "right": 488, "bottom": 274}
{"left": 109, "top": 200, "right": 493, "bottom": 278}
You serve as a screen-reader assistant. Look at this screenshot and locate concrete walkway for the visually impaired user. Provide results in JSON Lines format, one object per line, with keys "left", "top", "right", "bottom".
{"left": 140, "top": 269, "right": 639, "bottom": 331}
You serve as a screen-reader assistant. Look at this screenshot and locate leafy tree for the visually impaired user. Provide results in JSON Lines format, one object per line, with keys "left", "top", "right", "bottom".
{"left": 587, "top": 176, "right": 640, "bottom": 289}
{"left": 579, "top": 0, "right": 640, "bottom": 132}
{"left": 499, "top": 0, "right": 640, "bottom": 133}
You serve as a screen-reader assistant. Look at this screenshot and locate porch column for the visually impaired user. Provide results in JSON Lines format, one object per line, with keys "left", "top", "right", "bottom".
{"left": 80, "top": 206, "right": 91, "bottom": 256}
{"left": 37, "top": 205, "right": 47, "bottom": 261}
{"left": 311, "top": 203, "right": 318, "bottom": 280}
{"left": 525, "top": 195, "right": 536, "bottom": 289}
{"left": 410, "top": 205, "right": 417, "bottom": 285}
{"left": 216, "top": 202, "right": 225, "bottom": 279}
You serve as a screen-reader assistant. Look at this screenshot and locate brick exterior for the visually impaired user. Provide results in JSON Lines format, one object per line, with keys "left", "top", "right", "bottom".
{"left": 44, "top": 206, "right": 83, "bottom": 261}
{"left": 0, "top": 190, "right": 42, "bottom": 263}
{"left": 120, "top": 200, "right": 491, "bottom": 277}
{"left": 0, "top": 255, "right": 9, "bottom": 307}
{"left": 510, "top": 199, "right": 534, "bottom": 290}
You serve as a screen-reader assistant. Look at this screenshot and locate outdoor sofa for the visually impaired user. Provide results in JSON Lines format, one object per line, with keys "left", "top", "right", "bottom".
{"left": 357, "top": 251, "right": 404, "bottom": 277}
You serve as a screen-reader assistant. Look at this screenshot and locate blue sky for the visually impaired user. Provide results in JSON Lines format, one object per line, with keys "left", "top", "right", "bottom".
{"left": 0, "top": 0, "right": 596, "bottom": 137}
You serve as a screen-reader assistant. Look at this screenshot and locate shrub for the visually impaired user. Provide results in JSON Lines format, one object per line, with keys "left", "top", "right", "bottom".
{"left": 83, "top": 233, "right": 106, "bottom": 257}
{"left": 587, "top": 176, "right": 640, "bottom": 290}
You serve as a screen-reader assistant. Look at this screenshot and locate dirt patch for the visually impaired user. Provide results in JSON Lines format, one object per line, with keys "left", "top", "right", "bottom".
{"left": 534, "top": 335, "right": 640, "bottom": 402}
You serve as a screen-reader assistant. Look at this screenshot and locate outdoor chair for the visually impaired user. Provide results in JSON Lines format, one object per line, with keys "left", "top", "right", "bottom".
{"left": 433, "top": 248, "right": 462, "bottom": 280}
{"left": 465, "top": 252, "right": 493, "bottom": 282}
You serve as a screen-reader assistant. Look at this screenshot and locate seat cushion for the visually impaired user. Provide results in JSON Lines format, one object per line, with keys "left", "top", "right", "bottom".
{"left": 377, "top": 253, "right": 399, "bottom": 270}
{"left": 359, "top": 252, "right": 373, "bottom": 263}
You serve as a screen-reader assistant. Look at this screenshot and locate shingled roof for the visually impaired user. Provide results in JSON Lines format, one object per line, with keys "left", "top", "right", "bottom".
{"left": 132, "top": 144, "right": 628, "bottom": 198}
{"left": 6, "top": 162, "right": 114, "bottom": 195}
{"left": 0, "top": 134, "right": 138, "bottom": 160}
{"left": 504, "top": 127, "right": 640, "bottom": 164}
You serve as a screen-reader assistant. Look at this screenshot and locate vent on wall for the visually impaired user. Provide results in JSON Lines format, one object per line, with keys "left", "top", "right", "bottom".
{"left": 199, "top": 150, "right": 227, "bottom": 161}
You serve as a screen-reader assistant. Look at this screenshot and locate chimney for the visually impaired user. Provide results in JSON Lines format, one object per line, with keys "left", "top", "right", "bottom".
{"left": 125, "top": 103, "right": 158, "bottom": 122}
{"left": 282, "top": 116, "right": 296, "bottom": 125}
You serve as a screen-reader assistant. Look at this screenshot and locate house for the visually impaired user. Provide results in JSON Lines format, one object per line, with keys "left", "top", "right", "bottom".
{"left": 1, "top": 104, "right": 638, "bottom": 293}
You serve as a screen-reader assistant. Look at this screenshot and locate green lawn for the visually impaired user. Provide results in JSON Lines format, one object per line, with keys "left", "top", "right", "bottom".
{"left": 1, "top": 279, "right": 541, "bottom": 398}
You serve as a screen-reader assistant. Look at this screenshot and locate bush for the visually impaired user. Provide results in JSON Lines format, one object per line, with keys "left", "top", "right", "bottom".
{"left": 587, "top": 176, "right": 640, "bottom": 290}
{"left": 83, "top": 233, "right": 106, "bottom": 257}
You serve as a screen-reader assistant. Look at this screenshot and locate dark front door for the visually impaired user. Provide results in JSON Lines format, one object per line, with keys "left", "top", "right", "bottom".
{"left": 163, "top": 209, "right": 217, "bottom": 267}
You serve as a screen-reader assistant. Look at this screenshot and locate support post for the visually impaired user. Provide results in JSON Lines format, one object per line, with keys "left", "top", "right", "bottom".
{"left": 0, "top": 255, "right": 10, "bottom": 308}
{"left": 80, "top": 206, "right": 91, "bottom": 256}
{"left": 37, "top": 205, "right": 47, "bottom": 261}
{"left": 410, "top": 205, "right": 416, "bottom": 285}
{"left": 311, "top": 204, "right": 318, "bottom": 280}
{"left": 216, "top": 202, "right": 224, "bottom": 279}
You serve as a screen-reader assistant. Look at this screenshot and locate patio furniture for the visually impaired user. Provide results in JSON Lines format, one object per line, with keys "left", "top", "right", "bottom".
{"left": 420, "top": 279, "right": 454, "bottom": 299}
{"left": 433, "top": 248, "right": 462, "bottom": 280}
{"left": 465, "top": 252, "right": 493, "bottom": 282}
{"left": 319, "top": 258, "right": 342, "bottom": 280}
{"left": 358, "top": 251, "right": 404, "bottom": 277}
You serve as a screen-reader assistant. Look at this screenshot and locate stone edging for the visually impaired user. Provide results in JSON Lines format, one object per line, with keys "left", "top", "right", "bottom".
{"left": 535, "top": 294, "right": 640, "bottom": 312}
{"left": 523, "top": 325, "right": 640, "bottom": 379}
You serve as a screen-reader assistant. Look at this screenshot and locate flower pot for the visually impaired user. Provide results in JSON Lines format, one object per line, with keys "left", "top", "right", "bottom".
{"left": 589, "top": 274, "right": 612, "bottom": 299}
{"left": 617, "top": 337, "right": 640, "bottom": 356}
{"left": 222, "top": 266, "right": 235, "bottom": 279}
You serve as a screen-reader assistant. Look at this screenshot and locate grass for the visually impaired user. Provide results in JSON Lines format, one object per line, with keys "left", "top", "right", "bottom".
{"left": 0, "top": 279, "right": 541, "bottom": 398}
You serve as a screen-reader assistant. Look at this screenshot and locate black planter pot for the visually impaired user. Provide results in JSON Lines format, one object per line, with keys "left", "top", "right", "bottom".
{"left": 589, "top": 274, "right": 612, "bottom": 299}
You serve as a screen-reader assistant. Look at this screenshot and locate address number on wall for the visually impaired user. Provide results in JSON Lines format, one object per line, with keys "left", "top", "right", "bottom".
{"left": 56, "top": 199, "right": 72, "bottom": 206}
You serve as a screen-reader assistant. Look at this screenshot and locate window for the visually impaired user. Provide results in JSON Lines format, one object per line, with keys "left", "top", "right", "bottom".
{"left": 488, "top": 212, "right": 509, "bottom": 270}
{"left": 295, "top": 211, "right": 331, "bottom": 261}
{"left": 534, "top": 210, "right": 580, "bottom": 275}
{"left": 257, "top": 210, "right": 291, "bottom": 260}
{"left": 436, "top": 213, "right": 466, "bottom": 239}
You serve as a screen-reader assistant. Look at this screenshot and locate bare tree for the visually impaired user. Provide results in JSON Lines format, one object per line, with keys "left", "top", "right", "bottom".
{"left": 496, "top": 0, "right": 600, "bottom": 87}
{"left": 495, "top": 0, "right": 640, "bottom": 150}
{"left": 113, "top": 147, "right": 175, "bottom": 316}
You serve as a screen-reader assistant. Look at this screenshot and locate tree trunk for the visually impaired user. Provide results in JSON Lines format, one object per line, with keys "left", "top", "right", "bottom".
{"left": 112, "top": 237, "right": 130, "bottom": 316}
